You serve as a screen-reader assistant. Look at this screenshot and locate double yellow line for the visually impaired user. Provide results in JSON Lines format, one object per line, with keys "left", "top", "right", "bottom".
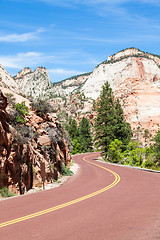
{"left": 0, "top": 154, "right": 120, "bottom": 228}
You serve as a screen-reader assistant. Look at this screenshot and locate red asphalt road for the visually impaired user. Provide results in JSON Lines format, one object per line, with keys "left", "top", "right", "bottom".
{"left": 1, "top": 152, "right": 160, "bottom": 240}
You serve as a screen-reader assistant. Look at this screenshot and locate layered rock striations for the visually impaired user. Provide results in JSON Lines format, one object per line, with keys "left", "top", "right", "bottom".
{"left": 14, "top": 67, "right": 54, "bottom": 100}
{"left": 53, "top": 73, "right": 91, "bottom": 96}
{"left": 0, "top": 89, "right": 71, "bottom": 195}
{"left": 0, "top": 65, "right": 21, "bottom": 93}
{"left": 108, "top": 47, "right": 160, "bottom": 66}
{"left": 1, "top": 47, "right": 160, "bottom": 140}
{"left": 81, "top": 48, "right": 160, "bottom": 135}
{"left": 14, "top": 68, "right": 91, "bottom": 100}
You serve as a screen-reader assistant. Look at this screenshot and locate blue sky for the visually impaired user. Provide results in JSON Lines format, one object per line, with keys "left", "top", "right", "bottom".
{"left": 1, "top": 0, "right": 160, "bottom": 82}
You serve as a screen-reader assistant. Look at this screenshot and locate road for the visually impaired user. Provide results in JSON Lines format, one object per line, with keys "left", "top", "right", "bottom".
{"left": 1, "top": 152, "right": 160, "bottom": 240}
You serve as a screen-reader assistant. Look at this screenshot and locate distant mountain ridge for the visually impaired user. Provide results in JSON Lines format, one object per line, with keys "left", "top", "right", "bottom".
{"left": 81, "top": 47, "right": 160, "bottom": 99}
{"left": 1, "top": 47, "right": 160, "bottom": 136}
{"left": 81, "top": 47, "right": 160, "bottom": 136}
{"left": 14, "top": 67, "right": 54, "bottom": 99}
{"left": 0, "top": 64, "right": 21, "bottom": 93}
{"left": 11, "top": 67, "right": 91, "bottom": 99}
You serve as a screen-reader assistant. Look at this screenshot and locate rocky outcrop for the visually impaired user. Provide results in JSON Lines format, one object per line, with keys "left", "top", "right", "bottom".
{"left": 53, "top": 73, "right": 91, "bottom": 96}
{"left": 49, "top": 91, "right": 93, "bottom": 126}
{"left": 81, "top": 48, "right": 160, "bottom": 135}
{"left": 82, "top": 53, "right": 160, "bottom": 100}
{"left": 1, "top": 47, "right": 160, "bottom": 140}
{"left": 16, "top": 67, "right": 32, "bottom": 78}
{"left": 0, "top": 65, "right": 21, "bottom": 93}
{"left": 14, "top": 67, "right": 54, "bottom": 100}
{"left": 0, "top": 89, "right": 71, "bottom": 195}
{"left": 14, "top": 68, "right": 91, "bottom": 100}
{"left": 108, "top": 47, "right": 160, "bottom": 66}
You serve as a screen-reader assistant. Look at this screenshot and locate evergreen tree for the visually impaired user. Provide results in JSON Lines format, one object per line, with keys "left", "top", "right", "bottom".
{"left": 153, "top": 130, "right": 160, "bottom": 165}
{"left": 72, "top": 139, "right": 81, "bottom": 155}
{"left": 94, "top": 81, "right": 132, "bottom": 158}
{"left": 65, "top": 117, "right": 93, "bottom": 154}
{"left": 66, "top": 118, "right": 79, "bottom": 141}
{"left": 107, "top": 139, "right": 123, "bottom": 163}
{"left": 78, "top": 117, "right": 93, "bottom": 153}
{"left": 114, "top": 99, "right": 132, "bottom": 150}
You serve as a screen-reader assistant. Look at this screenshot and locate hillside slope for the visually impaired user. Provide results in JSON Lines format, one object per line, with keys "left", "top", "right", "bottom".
{"left": 1, "top": 47, "right": 160, "bottom": 137}
{"left": 81, "top": 48, "right": 160, "bottom": 135}
{"left": 0, "top": 88, "right": 71, "bottom": 195}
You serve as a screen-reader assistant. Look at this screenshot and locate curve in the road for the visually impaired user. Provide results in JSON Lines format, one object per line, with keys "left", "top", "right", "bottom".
{"left": 0, "top": 153, "right": 120, "bottom": 229}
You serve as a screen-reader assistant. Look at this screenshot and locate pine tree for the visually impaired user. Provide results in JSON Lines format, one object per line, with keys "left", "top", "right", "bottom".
{"left": 66, "top": 118, "right": 79, "bottom": 141}
{"left": 66, "top": 117, "right": 93, "bottom": 154}
{"left": 72, "top": 139, "right": 81, "bottom": 155}
{"left": 114, "top": 99, "right": 132, "bottom": 151}
{"left": 94, "top": 81, "right": 132, "bottom": 158}
{"left": 153, "top": 130, "right": 160, "bottom": 164}
{"left": 79, "top": 117, "right": 93, "bottom": 153}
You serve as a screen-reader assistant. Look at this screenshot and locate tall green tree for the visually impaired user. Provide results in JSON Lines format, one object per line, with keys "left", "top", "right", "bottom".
{"left": 114, "top": 99, "right": 132, "bottom": 150}
{"left": 72, "top": 139, "right": 81, "bottom": 155}
{"left": 66, "top": 118, "right": 79, "bottom": 141}
{"left": 153, "top": 130, "right": 160, "bottom": 165}
{"left": 66, "top": 117, "right": 93, "bottom": 154}
{"left": 79, "top": 117, "right": 93, "bottom": 153}
{"left": 94, "top": 81, "right": 132, "bottom": 158}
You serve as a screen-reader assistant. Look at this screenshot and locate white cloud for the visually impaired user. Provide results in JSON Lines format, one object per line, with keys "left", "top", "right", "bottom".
{"left": 77, "top": 37, "right": 120, "bottom": 43}
{"left": 0, "top": 28, "right": 45, "bottom": 43}
{"left": 0, "top": 52, "right": 50, "bottom": 69}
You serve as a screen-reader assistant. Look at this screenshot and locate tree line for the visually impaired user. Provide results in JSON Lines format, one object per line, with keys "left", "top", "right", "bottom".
{"left": 65, "top": 117, "right": 93, "bottom": 154}
{"left": 66, "top": 81, "right": 160, "bottom": 170}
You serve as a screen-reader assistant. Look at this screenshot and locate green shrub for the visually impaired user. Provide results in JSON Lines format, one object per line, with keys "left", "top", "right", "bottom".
{"left": 129, "top": 148, "right": 145, "bottom": 166}
{"left": 31, "top": 99, "right": 55, "bottom": 117}
{"left": 0, "top": 187, "right": 14, "bottom": 198}
{"left": 72, "top": 139, "right": 81, "bottom": 155}
{"left": 5, "top": 93, "right": 16, "bottom": 106}
{"left": 144, "top": 156, "right": 155, "bottom": 168}
{"left": 13, "top": 101, "right": 29, "bottom": 124}
{"left": 62, "top": 166, "right": 74, "bottom": 176}
{"left": 107, "top": 139, "right": 123, "bottom": 163}
{"left": 12, "top": 125, "right": 38, "bottom": 144}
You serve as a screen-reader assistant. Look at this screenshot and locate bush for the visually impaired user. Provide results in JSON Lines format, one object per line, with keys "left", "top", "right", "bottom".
{"left": 31, "top": 99, "right": 56, "bottom": 117}
{"left": 107, "top": 139, "right": 123, "bottom": 163}
{"left": 13, "top": 101, "right": 29, "bottom": 124}
{"left": 72, "top": 139, "right": 81, "bottom": 155}
{"left": 153, "top": 130, "right": 160, "bottom": 165}
{"left": 62, "top": 166, "right": 74, "bottom": 176}
{"left": 12, "top": 124, "right": 38, "bottom": 144}
{"left": 5, "top": 93, "right": 16, "bottom": 106}
{"left": 144, "top": 155, "right": 155, "bottom": 168}
{"left": 0, "top": 187, "right": 14, "bottom": 198}
{"left": 128, "top": 148, "right": 145, "bottom": 166}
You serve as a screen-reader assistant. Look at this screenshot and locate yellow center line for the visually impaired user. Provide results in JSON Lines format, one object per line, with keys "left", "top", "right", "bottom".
{"left": 0, "top": 154, "right": 120, "bottom": 228}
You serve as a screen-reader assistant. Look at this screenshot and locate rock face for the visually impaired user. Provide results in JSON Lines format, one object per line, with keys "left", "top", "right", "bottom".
{"left": 0, "top": 65, "right": 21, "bottom": 93}
{"left": 0, "top": 89, "right": 71, "bottom": 195}
{"left": 81, "top": 48, "right": 160, "bottom": 135}
{"left": 14, "top": 67, "right": 54, "bottom": 99}
{"left": 108, "top": 47, "right": 160, "bottom": 66}
{"left": 53, "top": 73, "right": 91, "bottom": 96}
{"left": 14, "top": 68, "right": 91, "bottom": 99}
{"left": 1, "top": 47, "right": 160, "bottom": 139}
{"left": 50, "top": 92, "right": 93, "bottom": 125}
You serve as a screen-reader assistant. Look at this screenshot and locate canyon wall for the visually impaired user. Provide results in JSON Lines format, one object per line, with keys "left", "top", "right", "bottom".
{"left": 0, "top": 89, "right": 71, "bottom": 195}
{"left": 82, "top": 49, "right": 160, "bottom": 135}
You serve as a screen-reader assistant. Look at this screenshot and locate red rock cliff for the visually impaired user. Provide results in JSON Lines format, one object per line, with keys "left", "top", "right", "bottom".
{"left": 0, "top": 89, "right": 71, "bottom": 195}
